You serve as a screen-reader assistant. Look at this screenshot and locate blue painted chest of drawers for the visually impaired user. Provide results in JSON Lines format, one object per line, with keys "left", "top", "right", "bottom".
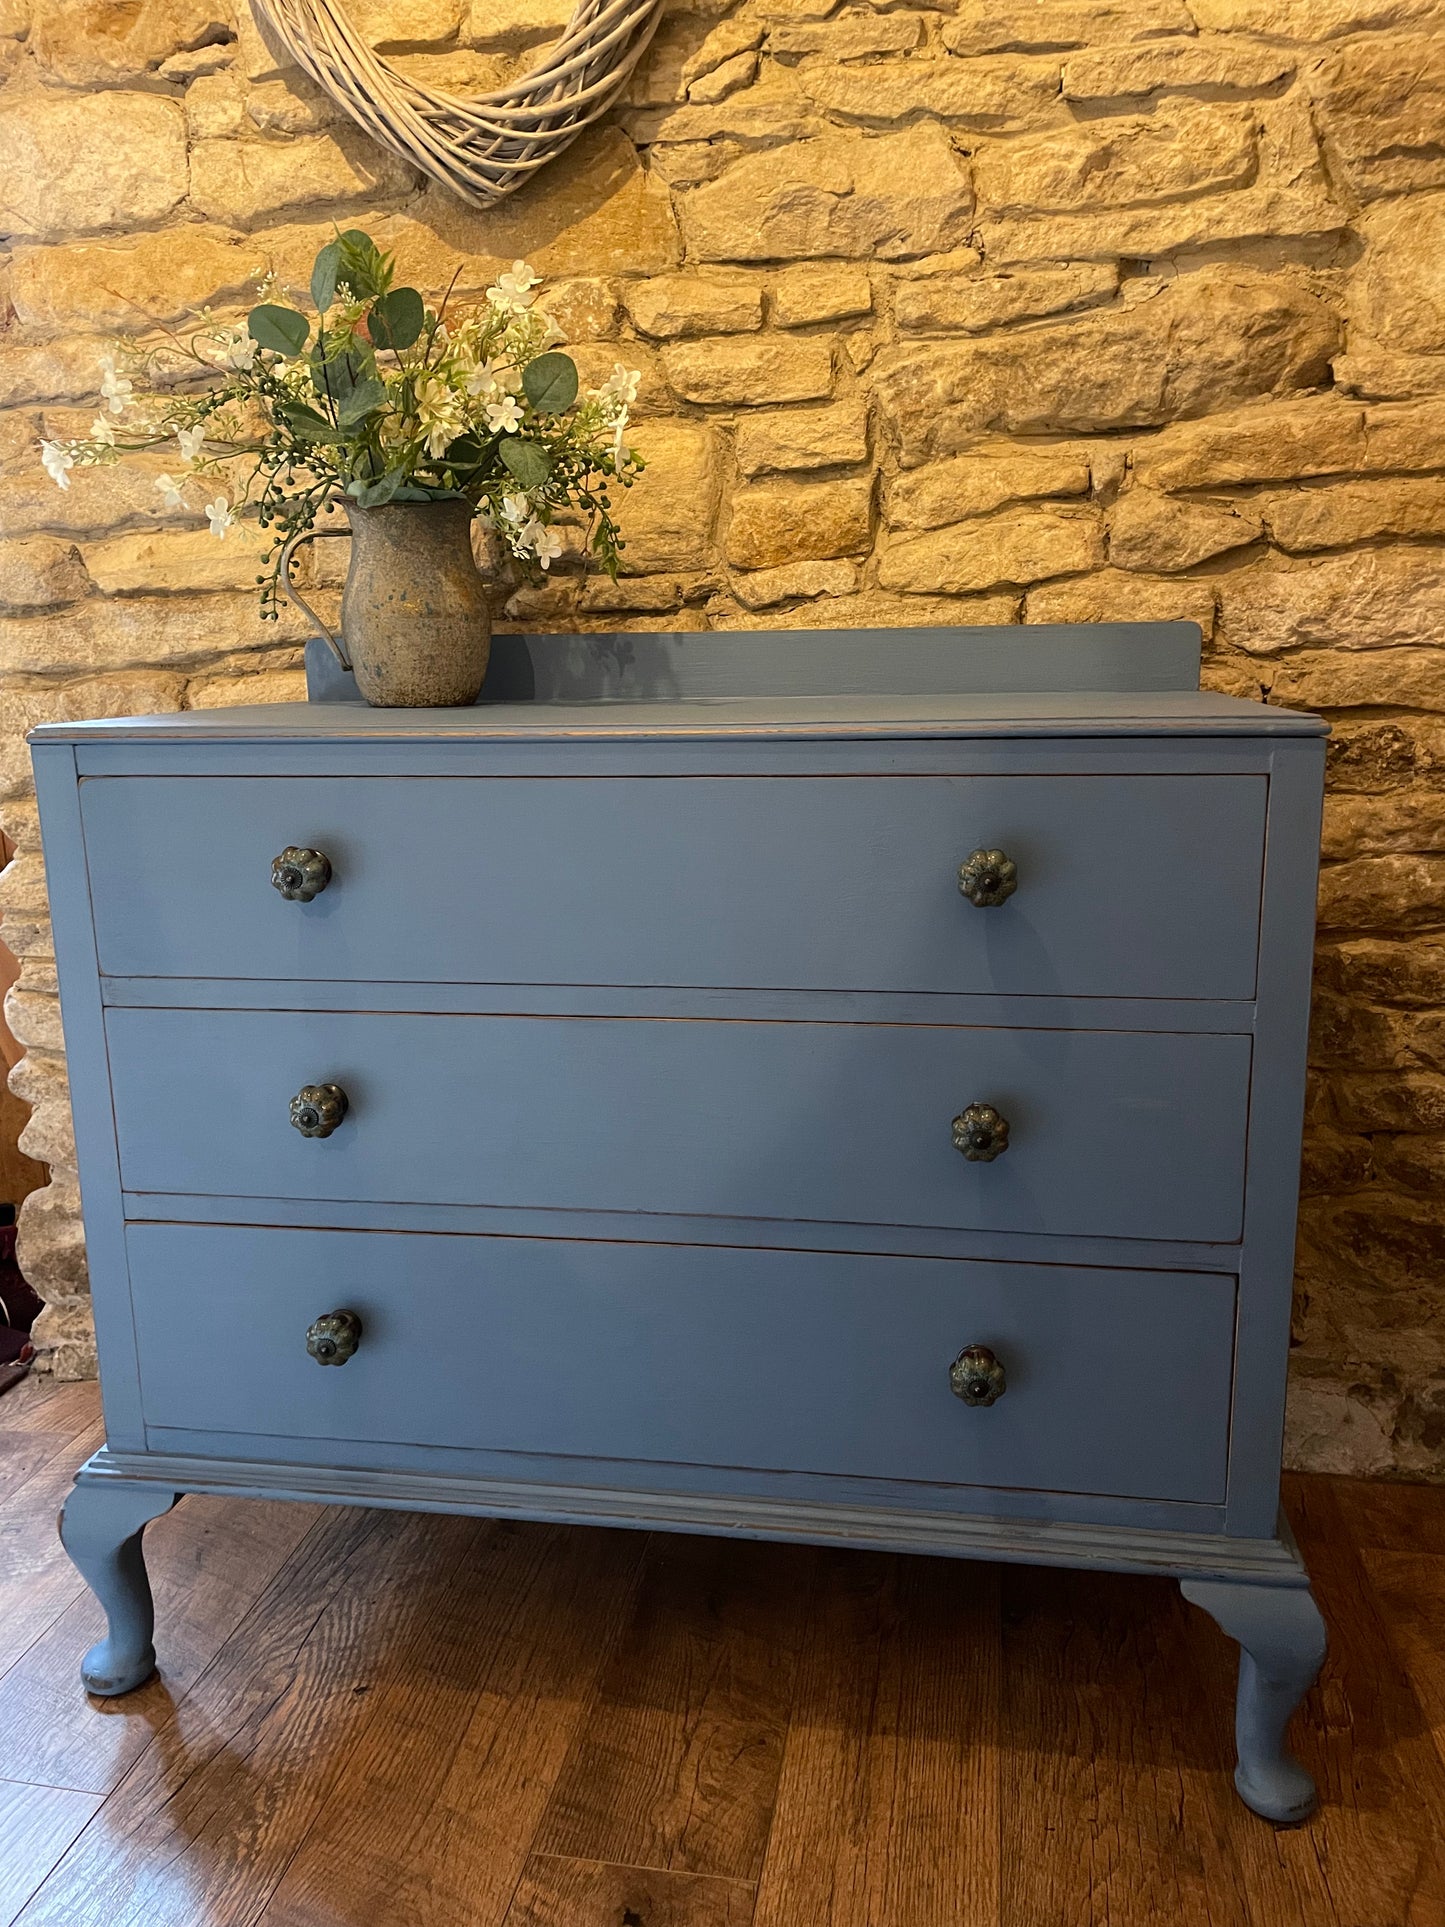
{"left": 32, "top": 621, "right": 1329, "bottom": 1823}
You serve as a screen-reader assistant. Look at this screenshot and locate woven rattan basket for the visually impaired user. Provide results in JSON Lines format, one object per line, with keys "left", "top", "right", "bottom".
{"left": 254, "top": 0, "right": 665, "bottom": 206}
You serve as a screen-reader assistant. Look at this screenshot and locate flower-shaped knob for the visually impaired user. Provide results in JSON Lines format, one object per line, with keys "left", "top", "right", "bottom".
{"left": 949, "top": 1345, "right": 1007, "bottom": 1407}
{"left": 952, "top": 1102, "right": 1010, "bottom": 1162}
{"left": 307, "top": 1309, "right": 362, "bottom": 1366}
{"left": 957, "top": 848, "right": 1018, "bottom": 908}
{"left": 290, "top": 1083, "right": 349, "bottom": 1138}
{"left": 272, "top": 847, "right": 332, "bottom": 902}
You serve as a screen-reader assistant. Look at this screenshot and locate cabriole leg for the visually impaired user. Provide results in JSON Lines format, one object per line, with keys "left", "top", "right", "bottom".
{"left": 59, "top": 1478, "right": 179, "bottom": 1697}
{"left": 1180, "top": 1575, "right": 1327, "bottom": 1824}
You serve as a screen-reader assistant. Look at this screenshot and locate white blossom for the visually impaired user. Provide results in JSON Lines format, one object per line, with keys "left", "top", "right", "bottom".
{"left": 40, "top": 440, "right": 74, "bottom": 490}
{"left": 221, "top": 329, "right": 257, "bottom": 372}
{"left": 464, "top": 356, "right": 502, "bottom": 401}
{"left": 204, "top": 494, "right": 234, "bottom": 538}
{"left": 90, "top": 415, "right": 117, "bottom": 447}
{"left": 177, "top": 424, "right": 207, "bottom": 463}
{"left": 500, "top": 491, "right": 530, "bottom": 526}
{"left": 600, "top": 363, "right": 641, "bottom": 406}
{"left": 154, "top": 472, "right": 187, "bottom": 509}
{"left": 487, "top": 260, "right": 540, "bottom": 314}
{"left": 485, "top": 394, "right": 524, "bottom": 434}
{"left": 522, "top": 518, "right": 564, "bottom": 569}
{"left": 99, "top": 358, "right": 134, "bottom": 417}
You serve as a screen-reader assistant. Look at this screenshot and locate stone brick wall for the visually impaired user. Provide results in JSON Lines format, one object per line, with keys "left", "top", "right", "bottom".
{"left": 2, "top": 0, "right": 1444, "bottom": 1474}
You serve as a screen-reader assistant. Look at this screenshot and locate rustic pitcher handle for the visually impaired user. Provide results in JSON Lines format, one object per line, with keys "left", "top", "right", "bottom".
{"left": 277, "top": 523, "right": 352, "bottom": 671}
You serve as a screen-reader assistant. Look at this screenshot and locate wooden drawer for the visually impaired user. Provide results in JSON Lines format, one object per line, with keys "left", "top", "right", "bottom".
{"left": 108, "top": 1007, "right": 1251, "bottom": 1243}
{"left": 80, "top": 773, "right": 1266, "bottom": 999}
{"left": 127, "top": 1223, "right": 1237, "bottom": 1504}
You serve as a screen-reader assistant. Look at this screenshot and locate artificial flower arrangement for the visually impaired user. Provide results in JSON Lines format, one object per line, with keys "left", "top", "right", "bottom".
{"left": 39, "top": 228, "right": 644, "bottom": 619}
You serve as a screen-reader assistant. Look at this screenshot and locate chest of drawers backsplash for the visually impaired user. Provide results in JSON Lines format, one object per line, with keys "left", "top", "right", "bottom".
{"left": 33, "top": 622, "right": 1328, "bottom": 1824}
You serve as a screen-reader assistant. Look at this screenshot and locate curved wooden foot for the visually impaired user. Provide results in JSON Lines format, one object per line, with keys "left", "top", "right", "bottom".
{"left": 1181, "top": 1575, "right": 1327, "bottom": 1824}
{"left": 59, "top": 1478, "right": 179, "bottom": 1697}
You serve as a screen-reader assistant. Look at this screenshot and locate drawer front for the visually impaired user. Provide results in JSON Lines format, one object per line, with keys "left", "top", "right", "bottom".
{"left": 109, "top": 1008, "right": 1251, "bottom": 1242}
{"left": 128, "top": 1223, "right": 1236, "bottom": 1504}
{"left": 81, "top": 774, "right": 1266, "bottom": 998}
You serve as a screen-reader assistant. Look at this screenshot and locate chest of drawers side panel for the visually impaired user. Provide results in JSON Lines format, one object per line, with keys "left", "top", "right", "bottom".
{"left": 1227, "top": 735, "right": 1328, "bottom": 1538}
{"left": 30, "top": 743, "right": 144, "bottom": 1449}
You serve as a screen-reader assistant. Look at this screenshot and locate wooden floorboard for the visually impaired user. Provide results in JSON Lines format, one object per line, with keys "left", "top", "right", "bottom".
{"left": 0, "top": 1415, "right": 105, "bottom": 1681}
{"left": 257, "top": 1518, "right": 647, "bottom": 1927}
{"left": 0, "top": 1377, "right": 106, "bottom": 1441}
{"left": 1001, "top": 1565, "right": 1254, "bottom": 1927}
{"left": 5, "top": 1395, "right": 1445, "bottom": 1927}
{"left": 534, "top": 1532, "right": 812, "bottom": 1882}
{"left": 0, "top": 1780, "right": 102, "bottom": 1927}
{"left": 12, "top": 1506, "right": 431, "bottom": 1927}
{"left": 1361, "top": 1547, "right": 1445, "bottom": 1769}
{"left": 0, "top": 1430, "right": 71, "bottom": 1511}
{"left": 0, "top": 1489, "right": 322, "bottom": 1796}
{"left": 1320, "top": 1472, "right": 1445, "bottom": 1559}
{"left": 1283, "top": 1479, "right": 1445, "bottom": 1927}
{"left": 751, "top": 1549, "right": 1001, "bottom": 1927}
{"left": 503, "top": 1854, "right": 756, "bottom": 1926}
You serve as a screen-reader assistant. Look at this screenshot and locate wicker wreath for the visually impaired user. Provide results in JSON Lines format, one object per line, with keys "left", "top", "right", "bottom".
{"left": 253, "top": 0, "right": 665, "bottom": 207}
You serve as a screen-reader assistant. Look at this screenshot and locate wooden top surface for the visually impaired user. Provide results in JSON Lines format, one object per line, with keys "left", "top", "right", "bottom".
{"left": 33, "top": 687, "right": 1325, "bottom": 744}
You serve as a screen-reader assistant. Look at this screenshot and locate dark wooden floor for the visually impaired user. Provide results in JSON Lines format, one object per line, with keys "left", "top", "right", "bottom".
{"left": 2, "top": 1379, "right": 1444, "bottom": 1927}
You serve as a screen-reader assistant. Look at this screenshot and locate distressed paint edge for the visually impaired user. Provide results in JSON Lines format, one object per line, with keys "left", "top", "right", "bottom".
{"left": 77, "top": 1447, "right": 1309, "bottom": 1583}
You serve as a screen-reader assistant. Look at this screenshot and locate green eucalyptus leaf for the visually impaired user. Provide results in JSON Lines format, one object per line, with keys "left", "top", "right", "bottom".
{"left": 336, "top": 375, "right": 387, "bottom": 425}
{"left": 312, "top": 340, "right": 374, "bottom": 409}
{"left": 280, "top": 401, "right": 345, "bottom": 444}
{"left": 499, "top": 438, "right": 552, "bottom": 490}
{"left": 311, "top": 240, "right": 342, "bottom": 313}
{"left": 521, "top": 351, "right": 578, "bottom": 416}
{"left": 247, "top": 304, "right": 310, "bottom": 356}
{"left": 367, "top": 287, "right": 425, "bottom": 352}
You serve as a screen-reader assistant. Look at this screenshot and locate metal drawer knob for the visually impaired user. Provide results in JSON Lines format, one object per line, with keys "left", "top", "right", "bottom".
{"left": 952, "top": 1102, "right": 1010, "bottom": 1162}
{"left": 307, "top": 1309, "right": 362, "bottom": 1366}
{"left": 957, "top": 848, "right": 1018, "bottom": 907}
{"left": 272, "top": 847, "right": 332, "bottom": 901}
{"left": 950, "top": 1345, "right": 1007, "bottom": 1407}
{"left": 290, "top": 1083, "right": 349, "bottom": 1138}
